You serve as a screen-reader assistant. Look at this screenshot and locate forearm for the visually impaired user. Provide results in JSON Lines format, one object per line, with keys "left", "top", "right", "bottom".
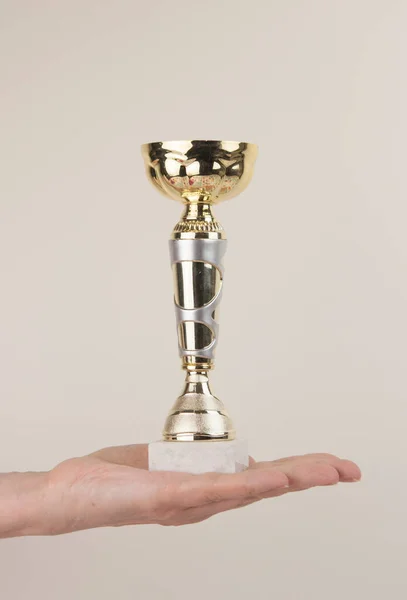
{"left": 0, "top": 471, "right": 50, "bottom": 538}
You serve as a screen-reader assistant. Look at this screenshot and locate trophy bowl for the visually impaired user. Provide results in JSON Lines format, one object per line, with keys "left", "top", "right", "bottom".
{"left": 141, "top": 140, "right": 258, "bottom": 204}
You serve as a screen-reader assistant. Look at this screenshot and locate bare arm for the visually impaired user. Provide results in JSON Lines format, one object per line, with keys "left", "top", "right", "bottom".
{"left": 0, "top": 471, "right": 49, "bottom": 538}
{"left": 0, "top": 445, "right": 361, "bottom": 538}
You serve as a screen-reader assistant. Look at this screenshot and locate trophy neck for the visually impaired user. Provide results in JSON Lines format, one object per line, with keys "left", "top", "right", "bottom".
{"left": 181, "top": 371, "right": 212, "bottom": 396}
{"left": 171, "top": 202, "right": 226, "bottom": 240}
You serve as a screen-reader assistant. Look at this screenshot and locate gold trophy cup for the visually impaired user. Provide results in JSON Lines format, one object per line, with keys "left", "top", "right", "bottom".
{"left": 142, "top": 140, "right": 258, "bottom": 471}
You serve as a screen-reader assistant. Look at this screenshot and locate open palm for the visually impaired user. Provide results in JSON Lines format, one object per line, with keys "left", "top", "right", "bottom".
{"left": 38, "top": 444, "right": 362, "bottom": 535}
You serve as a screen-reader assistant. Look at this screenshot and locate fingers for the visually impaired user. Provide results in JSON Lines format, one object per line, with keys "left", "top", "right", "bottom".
{"left": 251, "top": 453, "right": 361, "bottom": 492}
{"left": 149, "top": 452, "right": 361, "bottom": 527}
{"left": 90, "top": 445, "right": 149, "bottom": 469}
{"left": 168, "top": 467, "right": 289, "bottom": 511}
{"left": 257, "top": 453, "right": 361, "bottom": 481}
{"left": 271, "top": 462, "right": 340, "bottom": 491}
{"left": 331, "top": 459, "right": 362, "bottom": 482}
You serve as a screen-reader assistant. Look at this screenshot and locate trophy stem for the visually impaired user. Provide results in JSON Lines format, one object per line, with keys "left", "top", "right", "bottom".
{"left": 161, "top": 200, "right": 235, "bottom": 441}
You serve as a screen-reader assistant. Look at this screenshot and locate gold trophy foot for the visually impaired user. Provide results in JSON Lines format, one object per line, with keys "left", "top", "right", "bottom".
{"left": 149, "top": 370, "right": 246, "bottom": 474}
{"left": 162, "top": 408, "right": 235, "bottom": 442}
{"left": 162, "top": 372, "right": 235, "bottom": 442}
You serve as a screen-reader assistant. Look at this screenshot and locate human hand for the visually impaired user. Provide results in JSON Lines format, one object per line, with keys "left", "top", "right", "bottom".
{"left": 14, "top": 444, "right": 360, "bottom": 536}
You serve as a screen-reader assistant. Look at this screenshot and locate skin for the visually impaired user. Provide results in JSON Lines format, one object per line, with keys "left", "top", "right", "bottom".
{"left": 0, "top": 445, "right": 361, "bottom": 538}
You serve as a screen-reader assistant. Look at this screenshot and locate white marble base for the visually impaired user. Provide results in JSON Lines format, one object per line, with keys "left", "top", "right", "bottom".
{"left": 148, "top": 439, "right": 249, "bottom": 474}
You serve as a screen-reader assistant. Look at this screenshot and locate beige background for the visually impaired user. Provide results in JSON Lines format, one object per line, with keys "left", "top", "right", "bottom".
{"left": 0, "top": 1, "right": 406, "bottom": 598}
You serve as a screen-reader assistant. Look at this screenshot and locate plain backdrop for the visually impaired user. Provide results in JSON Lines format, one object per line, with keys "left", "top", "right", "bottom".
{"left": 0, "top": 1, "right": 406, "bottom": 599}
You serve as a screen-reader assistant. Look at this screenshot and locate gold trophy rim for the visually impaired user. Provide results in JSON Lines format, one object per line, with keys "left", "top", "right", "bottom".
{"left": 141, "top": 139, "right": 258, "bottom": 148}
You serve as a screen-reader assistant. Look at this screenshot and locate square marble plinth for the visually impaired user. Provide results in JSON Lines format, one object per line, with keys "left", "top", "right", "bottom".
{"left": 149, "top": 439, "right": 249, "bottom": 474}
